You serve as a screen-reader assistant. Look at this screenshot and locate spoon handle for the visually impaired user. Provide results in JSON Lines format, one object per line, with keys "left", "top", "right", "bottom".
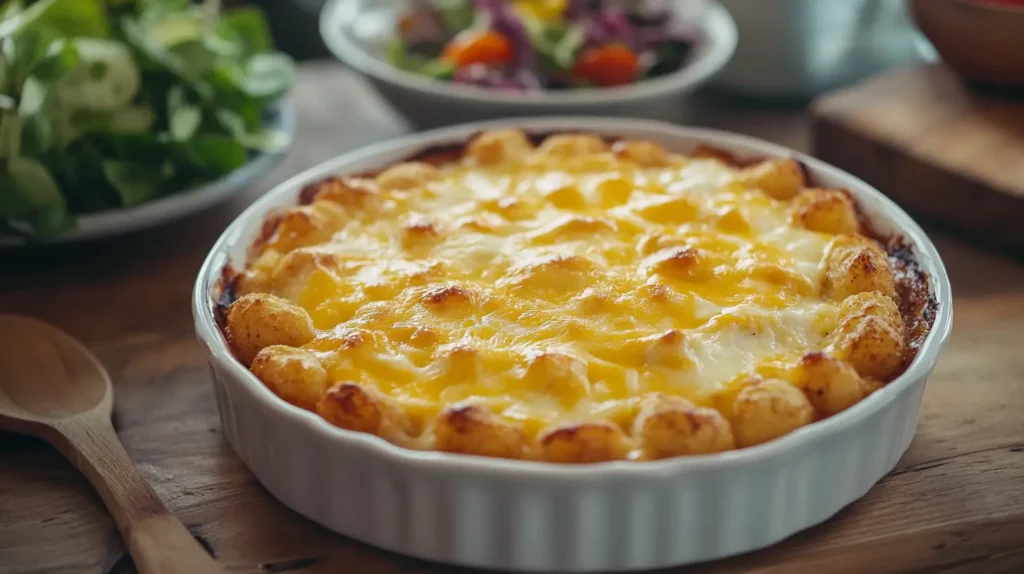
{"left": 53, "top": 416, "right": 225, "bottom": 574}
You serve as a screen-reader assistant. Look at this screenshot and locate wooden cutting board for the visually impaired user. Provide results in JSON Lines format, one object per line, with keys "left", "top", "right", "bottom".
{"left": 811, "top": 64, "right": 1024, "bottom": 256}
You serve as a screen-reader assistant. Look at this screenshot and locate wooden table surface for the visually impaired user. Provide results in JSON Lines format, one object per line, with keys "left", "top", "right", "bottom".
{"left": 2, "top": 63, "right": 1023, "bottom": 574}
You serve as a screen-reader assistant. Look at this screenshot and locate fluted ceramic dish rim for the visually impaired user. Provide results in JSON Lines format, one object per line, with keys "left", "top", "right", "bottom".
{"left": 193, "top": 116, "right": 953, "bottom": 482}
{"left": 318, "top": 0, "right": 738, "bottom": 107}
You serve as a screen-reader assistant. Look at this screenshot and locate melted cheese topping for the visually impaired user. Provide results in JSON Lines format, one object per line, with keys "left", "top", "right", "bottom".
{"left": 276, "top": 150, "right": 842, "bottom": 435}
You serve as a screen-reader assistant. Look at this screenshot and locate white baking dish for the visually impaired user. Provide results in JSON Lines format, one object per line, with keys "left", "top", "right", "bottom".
{"left": 192, "top": 118, "right": 953, "bottom": 572}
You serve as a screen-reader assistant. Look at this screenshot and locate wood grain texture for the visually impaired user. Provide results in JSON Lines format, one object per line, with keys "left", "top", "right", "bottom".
{"left": 2, "top": 63, "right": 1023, "bottom": 574}
{"left": 811, "top": 64, "right": 1024, "bottom": 255}
{"left": 53, "top": 418, "right": 225, "bottom": 574}
{"left": 0, "top": 316, "right": 223, "bottom": 574}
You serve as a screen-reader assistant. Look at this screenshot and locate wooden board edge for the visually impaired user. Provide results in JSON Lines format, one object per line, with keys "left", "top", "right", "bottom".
{"left": 811, "top": 113, "right": 1024, "bottom": 258}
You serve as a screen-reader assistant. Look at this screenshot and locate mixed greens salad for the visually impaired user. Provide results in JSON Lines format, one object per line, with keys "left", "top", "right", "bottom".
{"left": 390, "top": 0, "right": 701, "bottom": 91}
{"left": 0, "top": 0, "right": 294, "bottom": 240}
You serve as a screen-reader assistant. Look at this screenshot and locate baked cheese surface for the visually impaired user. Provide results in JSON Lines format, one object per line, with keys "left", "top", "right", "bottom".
{"left": 259, "top": 143, "right": 845, "bottom": 436}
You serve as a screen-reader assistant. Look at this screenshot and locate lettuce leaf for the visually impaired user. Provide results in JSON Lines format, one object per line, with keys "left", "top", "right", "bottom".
{"left": 0, "top": 0, "right": 293, "bottom": 240}
{"left": 217, "top": 7, "right": 272, "bottom": 56}
{"left": 2, "top": 155, "right": 72, "bottom": 236}
{"left": 0, "top": 0, "right": 109, "bottom": 40}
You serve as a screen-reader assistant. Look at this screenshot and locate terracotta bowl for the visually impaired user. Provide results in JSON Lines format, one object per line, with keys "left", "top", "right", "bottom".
{"left": 910, "top": 0, "right": 1024, "bottom": 88}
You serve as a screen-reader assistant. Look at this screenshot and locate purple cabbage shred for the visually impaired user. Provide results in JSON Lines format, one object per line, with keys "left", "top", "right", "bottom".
{"left": 399, "top": 0, "right": 704, "bottom": 91}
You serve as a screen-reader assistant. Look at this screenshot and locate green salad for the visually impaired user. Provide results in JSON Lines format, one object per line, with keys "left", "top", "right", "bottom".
{"left": 0, "top": 0, "right": 294, "bottom": 240}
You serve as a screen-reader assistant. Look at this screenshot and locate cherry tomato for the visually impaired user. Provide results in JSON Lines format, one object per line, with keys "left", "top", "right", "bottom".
{"left": 443, "top": 31, "right": 513, "bottom": 68}
{"left": 572, "top": 44, "right": 640, "bottom": 87}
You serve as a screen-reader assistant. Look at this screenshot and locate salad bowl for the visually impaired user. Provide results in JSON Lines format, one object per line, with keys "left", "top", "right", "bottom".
{"left": 0, "top": 105, "right": 295, "bottom": 247}
{"left": 319, "top": 0, "right": 737, "bottom": 127}
{"left": 0, "top": 0, "right": 296, "bottom": 246}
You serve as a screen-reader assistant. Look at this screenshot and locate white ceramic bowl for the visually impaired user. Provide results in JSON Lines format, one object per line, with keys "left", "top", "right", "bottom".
{"left": 711, "top": 0, "right": 925, "bottom": 99}
{"left": 193, "top": 117, "right": 953, "bottom": 572}
{"left": 318, "top": 0, "right": 737, "bottom": 127}
{"left": 0, "top": 105, "right": 295, "bottom": 246}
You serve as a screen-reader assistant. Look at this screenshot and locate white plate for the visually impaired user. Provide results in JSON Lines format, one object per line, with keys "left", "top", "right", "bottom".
{"left": 0, "top": 104, "right": 295, "bottom": 246}
{"left": 194, "top": 117, "right": 953, "bottom": 572}
{"left": 320, "top": 0, "right": 738, "bottom": 127}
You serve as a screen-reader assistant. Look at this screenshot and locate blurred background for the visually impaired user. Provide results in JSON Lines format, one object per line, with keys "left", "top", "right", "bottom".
{"left": 236, "top": 0, "right": 931, "bottom": 97}
{"left": 4, "top": 0, "right": 1021, "bottom": 247}
{"left": 230, "top": 0, "right": 335, "bottom": 61}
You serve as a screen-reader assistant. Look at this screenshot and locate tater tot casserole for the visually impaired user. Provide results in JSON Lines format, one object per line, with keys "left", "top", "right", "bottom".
{"left": 216, "top": 128, "right": 935, "bottom": 464}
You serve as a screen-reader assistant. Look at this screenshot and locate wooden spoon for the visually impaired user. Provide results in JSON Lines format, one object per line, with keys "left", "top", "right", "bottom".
{"left": 0, "top": 315, "right": 224, "bottom": 574}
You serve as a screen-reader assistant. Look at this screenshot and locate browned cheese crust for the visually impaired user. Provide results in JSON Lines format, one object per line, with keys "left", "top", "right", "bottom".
{"left": 216, "top": 129, "right": 937, "bottom": 463}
